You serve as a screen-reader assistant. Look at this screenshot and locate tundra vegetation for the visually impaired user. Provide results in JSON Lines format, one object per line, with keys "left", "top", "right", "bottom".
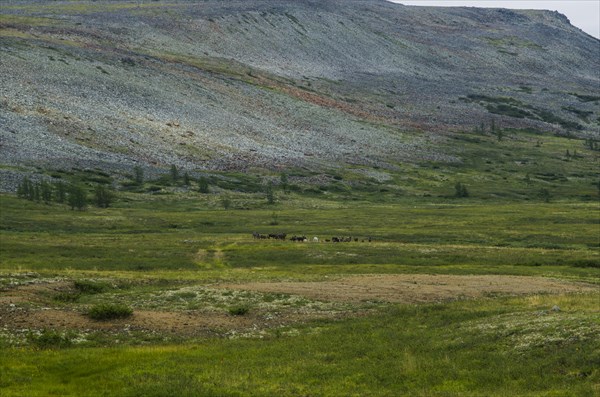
{"left": 1, "top": 0, "right": 599, "bottom": 395}
{"left": 1, "top": 130, "right": 599, "bottom": 396}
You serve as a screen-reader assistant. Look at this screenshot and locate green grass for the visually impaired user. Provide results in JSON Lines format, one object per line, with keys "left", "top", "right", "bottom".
{"left": 1, "top": 195, "right": 598, "bottom": 275}
{"left": 1, "top": 294, "right": 598, "bottom": 396}
{"left": 0, "top": 186, "right": 597, "bottom": 396}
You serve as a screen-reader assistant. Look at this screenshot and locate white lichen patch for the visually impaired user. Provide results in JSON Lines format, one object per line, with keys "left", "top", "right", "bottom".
{"left": 0, "top": 273, "right": 65, "bottom": 289}
{"left": 87, "top": 284, "right": 356, "bottom": 315}
{"left": 463, "top": 309, "right": 600, "bottom": 352}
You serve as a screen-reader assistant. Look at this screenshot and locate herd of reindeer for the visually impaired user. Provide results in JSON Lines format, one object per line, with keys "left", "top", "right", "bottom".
{"left": 252, "top": 232, "right": 372, "bottom": 243}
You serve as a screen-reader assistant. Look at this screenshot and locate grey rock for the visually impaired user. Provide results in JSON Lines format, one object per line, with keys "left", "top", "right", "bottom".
{"left": 0, "top": 0, "right": 598, "bottom": 184}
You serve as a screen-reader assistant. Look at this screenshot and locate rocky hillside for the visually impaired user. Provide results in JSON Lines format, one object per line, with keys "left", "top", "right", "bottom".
{"left": 1, "top": 0, "right": 599, "bottom": 182}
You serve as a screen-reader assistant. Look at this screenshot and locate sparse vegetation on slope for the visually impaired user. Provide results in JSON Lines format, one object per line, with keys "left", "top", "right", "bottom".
{"left": 0, "top": 0, "right": 598, "bottom": 187}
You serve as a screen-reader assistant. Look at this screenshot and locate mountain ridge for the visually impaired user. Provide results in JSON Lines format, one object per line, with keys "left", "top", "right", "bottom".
{"left": 0, "top": 0, "right": 598, "bottom": 188}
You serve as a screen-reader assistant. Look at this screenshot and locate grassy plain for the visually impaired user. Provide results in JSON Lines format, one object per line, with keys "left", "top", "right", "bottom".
{"left": 0, "top": 187, "right": 598, "bottom": 396}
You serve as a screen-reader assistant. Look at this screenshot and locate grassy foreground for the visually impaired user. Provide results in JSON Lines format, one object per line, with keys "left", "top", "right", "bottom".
{"left": 0, "top": 193, "right": 598, "bottom": 396}
{"left": 1, "top": 294, "right": 598, "bottom": 396}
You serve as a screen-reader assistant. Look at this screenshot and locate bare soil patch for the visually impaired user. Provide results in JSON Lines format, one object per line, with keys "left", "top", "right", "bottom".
{"left": 0, "top": 281, "right": 71, "bottom": 305}
{"left": 0, "top": 281, "right": 348, "bottom": 338}
{"left": 218, "top": 274, "right": 598, "bottom": 304}
{"left": 1, "top": 275, "right": 596, "bottom": 340}
{"left": 2, "top": 307, "right": 256, "bottom": 336}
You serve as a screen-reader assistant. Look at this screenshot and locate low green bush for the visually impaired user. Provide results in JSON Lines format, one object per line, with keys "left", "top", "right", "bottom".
{"left": 26, "top": 329, "right": 72, "bottom": 349}
{"left": 74, "top": 280, "right": 108, "bottom": 294}
{"left": 87, "top": 303, "right": 133, "bottom": 320}
{"left": 53, "top": 291, "right": 81, "bottom": 303}
{"left": 228, "top": 305, "right": 250, "bottom": 316}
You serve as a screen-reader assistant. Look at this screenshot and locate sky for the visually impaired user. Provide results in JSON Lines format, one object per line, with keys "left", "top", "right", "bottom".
{"left": 389, "top": 1, "right": 600, "bottom": 39}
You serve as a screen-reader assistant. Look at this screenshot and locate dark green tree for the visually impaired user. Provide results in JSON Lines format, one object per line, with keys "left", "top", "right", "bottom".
{"left": 183, "top": 171, "right": 190, "bottom": 186}
{"left": 584, "top": 138, "right": 599, "bottom": 151}
{"left": 496, "top": 128, "right": 503, "bottom": 142}
{"left": 538, "top": 188, "right": 551, "bottom": 203}
{"left": 94, "top": 185, "right": 114, "bottom": 208}
{"left": 133, "top": 166, "right": 144, "bottom": 185}
{"left": 33, "top": 183, "right": 40, "bottom": 202}
{"left": 54, "top": 181, "right": 67, "bottom": 203}
{"left": 26, "top": 178, "right": 35, "bottom": 200}
{"left": 198, "top": 177, "right": 209, "bottom": 193}
{"left": 454, "top": 182, "right": 469, "bottom": 198}
{"left": 68, "top": 185, "right": 87, "bottom": 211}
{"left": 40, "top": 181, "right": 52, "bottom": 204}
{"left": 266, "top": 181, "right": 275, "bottom": 204}
{"left": 170, "top": 164, "right": 179, "bottom": 183}
{"left": 221, "top": 195, "right": 231, "bottom": 210}
{"left": 17, "top": 177, "right": 29, "bottom": 199}
{"left": 280, "top": 173, "right": 289, "bottom": 194}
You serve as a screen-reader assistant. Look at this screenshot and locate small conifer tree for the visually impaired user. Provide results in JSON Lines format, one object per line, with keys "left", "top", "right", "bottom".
{"left": 40, "top": 181, "right": 52, "bottom": 204}
{"left": 17, "top": 177, "right": 29, "bottom": 199}
{"left": 266, "top": 181, "right": 275, "bottom": 204}
{"left": 133, "top": 166, "right": 144, "bottom": 185}
{"left": 454, "top": 182, "right": 469, "bottom": 198}
{"left": 68, "top": 185, "right": 87, "bottom": 210}
{"left": 54, "top": 181, "right": 67, "bottom": 203}
{"left": 221, "top": 195, "right": 231, "bottom": 210}
{"left": 539, "top": 188, "right": 551, "bottom": 203}
{"left": 198, "top": 177, "right": 209, "bottom": 193}
{"left": 170, "top": 164, "right": 179, "bottom": 183}
{"left": 33, "top": 183, "right": 41, "bottom": 202}
{"left": 94, "top": 185, "right": 114, "bottom": 208}
{"left": 280, "top": 173, "right": 289, "bottom": 194}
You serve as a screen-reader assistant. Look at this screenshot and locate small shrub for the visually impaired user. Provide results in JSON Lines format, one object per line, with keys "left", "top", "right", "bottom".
{"left": 538, "top": 188, "right": 551, "bottom": 203}
{"left": 571, "top": 260, "right": 600, "bottom": 268}
{"left": 27, "top": 329, "right": 72, "bottom": 349}
{"left": 53, "top": 291, "right": 81, "bottom": 303}
{"left": 228, "top": 305, "right": 250, "bottom": 316}
{"left": 147, "top": 185, "right": 162, "bottom": 193}
{"left": 221, "top": 196, "right": 232, "bottom": 210}
{"left": 74, "top": 280, "right": 108, "bottom": 294}
{"left": 269, "top": 212, "right": 279, "bottom": 225}
{"left": 198, "top": 177, "right": 210, "bottom": 193}
{"left": 87, "top": 303, "right": 133, "bottom": 320}
{"left": 121, "top": 57, "right": 136, "bottom": 66}
{"left": 454, "top": 182, "right": 469, "bottom": 198}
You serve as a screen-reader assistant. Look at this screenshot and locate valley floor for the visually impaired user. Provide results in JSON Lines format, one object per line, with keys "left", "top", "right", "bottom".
{"left": 0, "top": 195, "right": 598, "bottom": 396}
